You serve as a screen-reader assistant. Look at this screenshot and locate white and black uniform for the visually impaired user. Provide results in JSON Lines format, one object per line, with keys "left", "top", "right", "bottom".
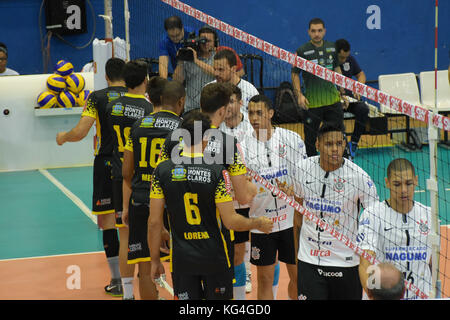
{"left": 293, "top": 156, "right": 379, "bottom": 300}
{"left": 244, "top": 127, "right": 307, "bottom": 266}
{"left": 358, "top": 200, "right": 433, "bottom": 300}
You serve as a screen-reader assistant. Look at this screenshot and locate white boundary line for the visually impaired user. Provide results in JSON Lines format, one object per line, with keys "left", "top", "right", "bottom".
{"left": 38, "top": 169, "right": 97, "bottom": 225}
{"left": 0, "top": 251, "right": 104, "bottom": 262}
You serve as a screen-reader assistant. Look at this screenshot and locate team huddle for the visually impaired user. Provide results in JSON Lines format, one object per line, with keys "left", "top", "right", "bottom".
{"left": 55, "top": 54, "right": 434, "bottom": 301}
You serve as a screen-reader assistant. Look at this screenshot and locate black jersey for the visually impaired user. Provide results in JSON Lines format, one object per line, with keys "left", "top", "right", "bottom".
{"left": 157, "top": 126, "right": 247, "bottom": 177}
{"left": 106, "top": 93, "right": 153, "bottom": 180}
{"left": 124, "top": 110, "right": 181, "bottom": 204}
{"left": 151, "top": 154, "right": 234, "bottom": 275}
{"left": 81, "top": 86, "right": 127, "bottom": 156}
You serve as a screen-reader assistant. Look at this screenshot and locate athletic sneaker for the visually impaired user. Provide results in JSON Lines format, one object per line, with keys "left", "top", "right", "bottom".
{"left": 104, "top": 278, "right": 123, "bottom": 297}
{"left": 245, "top": 272, "right": 252, "bottom": 293}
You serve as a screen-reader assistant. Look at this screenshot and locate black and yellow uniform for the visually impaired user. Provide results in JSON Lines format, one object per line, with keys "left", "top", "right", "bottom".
{"left": 106, "top": 93, "right": 153, "bottom": 227}
{"left": 81, "top": 86, "right": 127, "bottom": 215}
{"left": 151, "top": 153, "right": 234, "bottom": 299}
{"left": 158, "top": 126, "right": 247, "bottom": 261}
{"left": 124, "top": 110, "right": 181, "bottom": 263}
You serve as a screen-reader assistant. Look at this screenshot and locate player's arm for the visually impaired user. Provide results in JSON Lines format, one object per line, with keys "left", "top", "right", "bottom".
{"left": 217, "top": 200, "right": 273, "bottom": 234}
{"left": 158, "top": 55, "right": 169, "bottom": 79}
{"left": 148, "top": 169, "right": 166, "bottom": 282}
{"left": 56, "top": 116, "right": 95, "bottom": 145}
{"left": 230, "top": 174, "right": 257, "bottom": 206}
{"left": 359, "top": 249, "right": 376, "bottom": 293}
{"left": 122, "top": 148, "right": 134, "bottom": 226}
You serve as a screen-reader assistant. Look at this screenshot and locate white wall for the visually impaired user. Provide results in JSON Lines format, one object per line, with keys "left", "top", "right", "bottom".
{"left": 0, "top": 73, "right": 96, "bottom": 171}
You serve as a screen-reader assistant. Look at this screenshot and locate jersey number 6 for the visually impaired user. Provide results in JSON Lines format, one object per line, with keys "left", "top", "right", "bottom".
{"left": 183, "top": 192, "right": 201, "bottom": 225}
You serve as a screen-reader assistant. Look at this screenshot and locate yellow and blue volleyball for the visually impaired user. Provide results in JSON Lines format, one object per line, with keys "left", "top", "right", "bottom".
{"left": 57, "top": 91, "right": 77, "bottom": 108}
{"left": 54, "top": 60, "right": 74, "bottom": 77}
{"left": 77, "top": 89, "right": 91, "bottom": 107}
{"left": 37, "top": 91, "right": 57, "bottom": 109}
{"left": 46, "top": 74, "right": 66, "bottom": 93}
{"left": 65, "top": 73, "right": 85, "bottom": 94}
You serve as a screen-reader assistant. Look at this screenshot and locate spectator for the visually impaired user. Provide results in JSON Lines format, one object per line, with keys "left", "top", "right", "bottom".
{"left": 0, "top": 42, "right": 19, "bottom": 76}
{"left": 335, "top": 38, "right": 370, "bottom": 160}
{"left": 291, "top": 18, "right": 344, "bottom": 157}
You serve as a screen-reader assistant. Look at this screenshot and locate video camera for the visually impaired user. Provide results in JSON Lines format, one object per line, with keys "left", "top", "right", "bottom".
{"left": 176, "top": 32, "right": 208, "bottom": 62}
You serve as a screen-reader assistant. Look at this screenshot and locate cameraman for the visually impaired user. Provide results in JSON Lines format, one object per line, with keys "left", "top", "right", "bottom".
{"left": 158, "top": 16, "right": 195, "bottom": 79}
{"left": 173, "top": 26, "right": 218, "bottom": 115}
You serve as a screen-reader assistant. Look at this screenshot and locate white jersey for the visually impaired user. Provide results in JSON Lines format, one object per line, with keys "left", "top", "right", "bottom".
{"left": 220, "top": 113, "right": 255, "bottom": 209}
{"left": 244, "top": 127, "right": 307, "bottom": 233}
{"left": 293, "top": 156, "right": 379, "bottom": 267}
{"left": 358, "top": 200, "right": 433, "bottom": 299}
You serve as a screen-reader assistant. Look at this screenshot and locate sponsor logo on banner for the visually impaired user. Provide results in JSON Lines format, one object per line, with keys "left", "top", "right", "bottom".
{"left": 402, "top": 101, "right": 414, "bottom": 116}
{"left": 264, "top": 42, "right": 272, "bottom": 55}
{"left": 296, "top": 56, "right": 306, "bottom": 70}
{"left": 248, "top": 34, "right": 256, "bottom": 47}
{"left": 315, "top": 65, "right": 325, "bottom": 79}
{"left": 325, "top": 68, "right": 334, "bottom": 82}
{"left": 234, "top": 28, "right": 242, "bottom": 40}
{"left": 378, "top": 91, "right": 388, "bottom": 105}
{"left": 306, "top": 60, "right": 315, "bottom": 74}
{"left": 366, "top": 86, "right": 377, "bottom": 101}
{"left": 345, "top": 77, "right": 355, "bottom": 91}
{"left": 272, "top": 45, "right": 280, "bottom": 59}
{"left": 334, "top": 73, "right": 344, "bottom": 87}
{"left": 287, "top": 52, "right": 295, "bottom": 64}
{"left": 256, "top": 38, "right": 263, "bottom": 50}
{"left": 414, "top": 106, "right": 429, "bottom": 122}
{"left": 389, "top": 96, "right": 402, "bottom": 112}
{"left": 355, "top": 82, "right": 366, "bottom": 96}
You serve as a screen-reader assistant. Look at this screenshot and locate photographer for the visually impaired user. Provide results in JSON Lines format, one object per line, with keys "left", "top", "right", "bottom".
{"left": 158, "top": 16, "right": 195, "bottom": 79}
{"left": 173, "top": 26, "right": 218, "bottom": 115}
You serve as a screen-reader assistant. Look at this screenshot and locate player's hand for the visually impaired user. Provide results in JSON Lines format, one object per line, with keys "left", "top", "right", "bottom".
{"left": 56, "top": 132, "right": 66, "bottom": 146}
{"left": 151, "top": 261, "right": 165, "bottom": 285}
{"left": 341, "top": 96, "right": 350, "bottom": 110}
{"left": 297, "top": 95, "right": 309, "bottom": 110}
{"left": 160, "top": 228, "right": 171, "bottom": 254}
{"left": 122, "top": 209, "right": 129, "bottom": 226}
{"left": 255, "top": 217, "right": 274, "bottom": 234}
{"left": 275, "top": 179, "right": 294, "bottom": 197}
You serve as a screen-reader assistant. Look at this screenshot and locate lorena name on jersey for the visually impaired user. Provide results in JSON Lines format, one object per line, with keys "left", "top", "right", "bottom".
{"left": 184, "top": 231, "right": 210, "bottom": 240}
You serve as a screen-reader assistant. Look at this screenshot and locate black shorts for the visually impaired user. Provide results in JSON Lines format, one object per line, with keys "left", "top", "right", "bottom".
{"left": 92, "top": 155, "right": 114, "bottom": 215}
{"left": 127, "top": 201, "right": 169, "bottom": 264}
{"left": 234, "top": 208, "right": 250, "bottom": 244}
{"left": 112, "top": 179, "right": 124, "bottom": 228}
{"left": 250, "top": 227, "right": 296, "bottom": 266}
{"left": 172, "top": 268, "right": 234, "bottom": 300}
{"left": 297, "top": 260, "right": 362, "bottom": 300}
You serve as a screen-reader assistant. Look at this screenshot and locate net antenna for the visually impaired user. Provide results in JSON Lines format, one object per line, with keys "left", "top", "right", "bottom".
{"left": 99, "top": 0, "right": 114, "bottom": 56}
{"left": 428, "top": 0, "right": 441, "bottom": 299}
{"left": 124, "top": 0, "right": 131, "bottom": 61}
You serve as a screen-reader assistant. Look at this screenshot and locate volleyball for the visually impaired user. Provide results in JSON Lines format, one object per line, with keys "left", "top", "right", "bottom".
{"left": 46, "top": 74, "right": 66, "bottom": 93}
{"left": 57, "top": 91, "right": 77, "bottom": 108}
{"left": 36, "top": 91, "right": 57, "bottom": 109}
{"left": 54, "top": 60, "right": 74, "bottom": 77}
{"left": 65, "top": 73, "right": 85, "bottom": 94}
{"left": 77, "top": 89, "right": 91, "bottom": 107}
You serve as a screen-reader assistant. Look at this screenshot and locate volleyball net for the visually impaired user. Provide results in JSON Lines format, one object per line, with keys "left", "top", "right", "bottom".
{"left": 112, "top": 0, "right": 449, "bottom": 299}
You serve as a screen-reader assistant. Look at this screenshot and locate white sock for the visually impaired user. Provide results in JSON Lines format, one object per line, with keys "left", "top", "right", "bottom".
{"left": 121, "top": 277, "right": 134, "bottom": 299}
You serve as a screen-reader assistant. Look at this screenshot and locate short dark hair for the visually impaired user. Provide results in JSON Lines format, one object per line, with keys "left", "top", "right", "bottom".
{"left": 164, "top": 16, "right": 183, "bottom": 31}
{"left": 161, "top": 80, "right": 186, "bottom": 107}
{"left": 147, "top": 76, "right": 168, "bottom": 106}
{"left": 200, "top": 82, "right": 231, "bottom": 114}
{"left": 123, "top": 60, "right": 148, "bottom": 89}
{"left": 0, "top": 42, "right": 7, "bottom": 57}
{"left": 105, "top": 58, "right": 125, "bottom": 82}
{"left": 317, "top": 122, "right": 346, "bottom": 140}
{"left": 249, "top": 94, "right": 273, "bottom": 110}
{"left": 335, "top": 39, "right": 351, "bottom": 53}
{"left": 387, "top": 158, "right": 416, "bottom": 179}
{"left": 214, "top": 49, "right": 237, "bottom": 67}
{"left": 180, "top": 110, "right": 211, "bottom": 146}
{"left": 198, "top": 25, "right": 218, "bottom": 46}
{"left": 309, "top": 18, "right": 325, "bottom": 29}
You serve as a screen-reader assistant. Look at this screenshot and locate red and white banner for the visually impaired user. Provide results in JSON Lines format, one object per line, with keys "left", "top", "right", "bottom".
{"left": 161, "top": 0, "right": 450, "bottom": 132}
